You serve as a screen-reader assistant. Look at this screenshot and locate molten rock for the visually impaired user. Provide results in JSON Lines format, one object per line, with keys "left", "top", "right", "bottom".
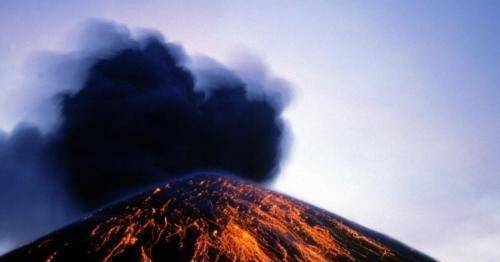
{"left": 2, "top": 174, "right": 433, "bottom": 261}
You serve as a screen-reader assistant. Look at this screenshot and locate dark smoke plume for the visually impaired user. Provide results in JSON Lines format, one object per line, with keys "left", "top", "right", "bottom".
{"left": 0, "top": 124, "right": 75, "bottom": 252}
{"left": 53, "top": 28, "right": 289, "bottom": 209}
{"left": 0, "top": 19, "right": 291, "bottom": 246}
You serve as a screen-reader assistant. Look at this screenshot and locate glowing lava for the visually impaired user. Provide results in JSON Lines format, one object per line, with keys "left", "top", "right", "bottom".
{"left": 2, "top": 174, "right": 433, "bottom": 261}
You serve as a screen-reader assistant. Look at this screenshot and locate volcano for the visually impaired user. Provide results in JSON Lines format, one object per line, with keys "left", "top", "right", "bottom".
{"left": 2, "top": 174, "right": 433, "bottom": 261}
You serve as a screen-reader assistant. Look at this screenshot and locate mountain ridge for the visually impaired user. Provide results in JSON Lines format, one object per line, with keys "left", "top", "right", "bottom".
{"left": 2, "top": 173, "right": 434, "bottom": 261}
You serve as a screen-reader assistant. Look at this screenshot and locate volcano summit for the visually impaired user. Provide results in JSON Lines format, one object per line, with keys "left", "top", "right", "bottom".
{"left": 2, "top": 174, "right": 433, "bottom": 261}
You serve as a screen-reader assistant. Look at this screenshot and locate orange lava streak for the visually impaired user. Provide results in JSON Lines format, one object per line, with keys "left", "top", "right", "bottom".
{"left": 217, "top": 220, "right": 271, "bottom": 262}
{"left": 84, "top": 177, "right": 397, "bottom": 261}
{"left": 10, "top": 175, "right": 421, "bottom": 261}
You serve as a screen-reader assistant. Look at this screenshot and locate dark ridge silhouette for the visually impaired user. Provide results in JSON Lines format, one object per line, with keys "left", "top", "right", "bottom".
{"left": 2, "top": 174, "right": 435, "bottom": 262}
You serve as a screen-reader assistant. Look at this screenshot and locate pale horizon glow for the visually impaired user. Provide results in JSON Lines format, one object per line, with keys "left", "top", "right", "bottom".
{"left": 1, "top": 1, "right": 499, "bottom": 261}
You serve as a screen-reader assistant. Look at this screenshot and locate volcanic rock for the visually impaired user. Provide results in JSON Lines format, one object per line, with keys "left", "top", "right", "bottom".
{"left": 2, "top": 174, "right": 434, "bottom": 261}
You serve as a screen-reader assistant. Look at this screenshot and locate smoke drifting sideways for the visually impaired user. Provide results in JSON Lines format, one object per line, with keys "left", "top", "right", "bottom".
{"left": 0, "top": 124, "right": 77, "bottom": 254}
{"left": 0, "top": 20, "right": 291, "bottom": 251}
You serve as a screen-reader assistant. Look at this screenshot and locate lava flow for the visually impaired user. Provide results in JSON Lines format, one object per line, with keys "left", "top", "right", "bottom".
{"left": 2, "top": 174, "right": 434, "bottom": 261}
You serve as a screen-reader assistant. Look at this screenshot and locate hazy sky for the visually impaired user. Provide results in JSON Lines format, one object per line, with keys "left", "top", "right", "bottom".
{"left": 1, "top": 1, "right": 499, "bottom": 261}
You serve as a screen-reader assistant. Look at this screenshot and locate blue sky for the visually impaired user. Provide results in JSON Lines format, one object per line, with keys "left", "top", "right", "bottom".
{"left": 0, "top": 1, "right": 499, "bottom": 260}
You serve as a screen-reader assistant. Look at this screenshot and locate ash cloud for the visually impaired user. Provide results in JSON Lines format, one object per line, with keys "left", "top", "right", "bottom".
{"left": 0, "top": 19, "right": 291, "bottom": 249}
{"left": 0, "top": 124, "right": 75, "bottom": 252}
{"left": 53, "top": 25, "right": 290, "bottom": 209}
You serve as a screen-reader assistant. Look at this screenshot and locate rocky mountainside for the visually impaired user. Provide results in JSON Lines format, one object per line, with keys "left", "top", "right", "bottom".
{"left": 2, "top": 174, "right": 434, "bottom": 261}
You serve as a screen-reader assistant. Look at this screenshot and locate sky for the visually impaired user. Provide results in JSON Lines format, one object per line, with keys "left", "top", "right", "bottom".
{"left": 0, "top": 1, "right": 499, "bottom": 261}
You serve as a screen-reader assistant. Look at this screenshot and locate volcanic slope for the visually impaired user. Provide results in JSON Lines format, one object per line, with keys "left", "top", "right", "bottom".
{"left": 2, "top": 174, "right": 434, "bottom": 261}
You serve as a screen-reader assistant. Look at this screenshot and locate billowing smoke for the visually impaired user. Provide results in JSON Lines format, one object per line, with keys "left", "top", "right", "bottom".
{"left": 53, "top": 27, "right": 290, "bottom": 210}
{"left": 0, "top": 20, "right": 290, "bottom": 250}
{"left": 0, "top": 124, "right": 75, "bottom": 253}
